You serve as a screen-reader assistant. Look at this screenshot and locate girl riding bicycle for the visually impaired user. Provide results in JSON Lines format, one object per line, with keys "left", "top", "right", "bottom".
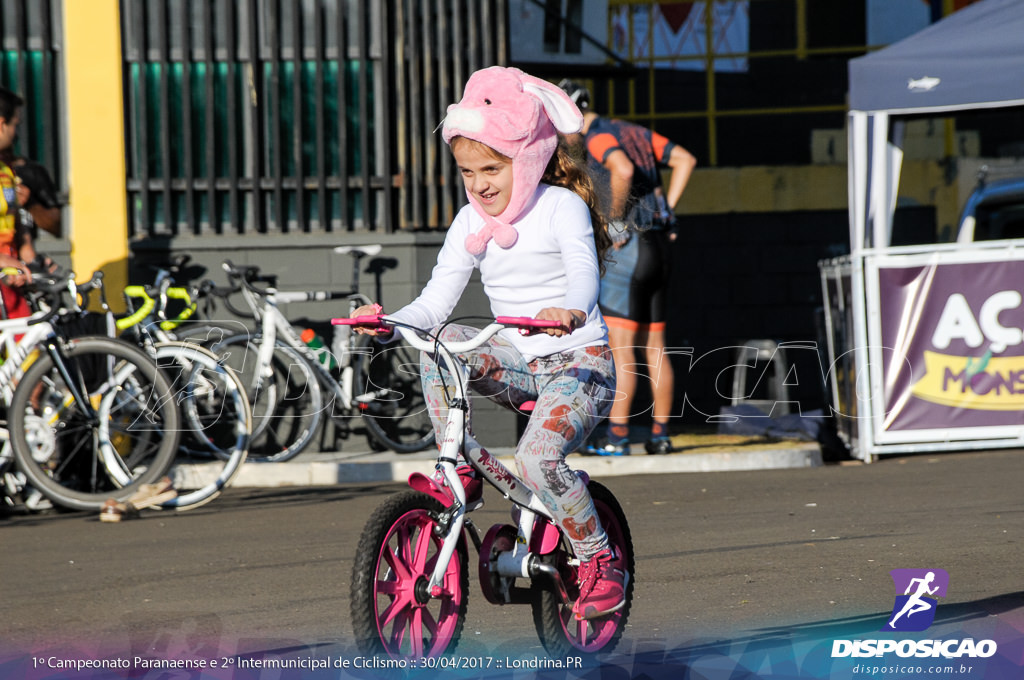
{"left": 352, "top": 66, "right": 623, "bottom": 621}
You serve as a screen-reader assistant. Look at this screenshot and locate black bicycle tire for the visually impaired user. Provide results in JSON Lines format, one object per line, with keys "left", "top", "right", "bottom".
{"left": 353, "top": 334, "right": 435, "bottom": 454}
{"left": 530, "top": 480, "right": 635, "bottom": 658}
{"left": 9, "top": 336, "right": 182, "bottom": 512}
{"left": 210, "top": 334, "right": 323, "bottom": 462}
{"left": 350, "top": 490, "right": 468, "bottom": 658}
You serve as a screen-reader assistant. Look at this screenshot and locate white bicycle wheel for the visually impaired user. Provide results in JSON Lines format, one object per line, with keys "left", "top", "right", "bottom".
{"left": 150, "top": 342, "right": 251, "bottom": 510}
{"left": 210, "top": 334, "right": 323, "bottom": 462}
{"left": 10, "top": 336, "right": 182, "bottom": 512}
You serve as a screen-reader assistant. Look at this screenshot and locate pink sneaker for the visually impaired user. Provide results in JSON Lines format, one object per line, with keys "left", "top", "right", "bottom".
{"left": 573, "top": 547, "right": 626, "bottom": 620}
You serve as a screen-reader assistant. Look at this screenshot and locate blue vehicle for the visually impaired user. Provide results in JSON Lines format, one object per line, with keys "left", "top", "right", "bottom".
{"left": 956, "top": 173, "right": 1024, "bottom": 243}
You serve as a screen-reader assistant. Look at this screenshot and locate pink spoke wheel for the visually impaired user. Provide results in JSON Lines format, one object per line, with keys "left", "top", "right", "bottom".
{"left": 351, "top": 491, "right": 468, "bottom": 658}
{"left": 530, "top": 480, "right": 634, "bottom": 657}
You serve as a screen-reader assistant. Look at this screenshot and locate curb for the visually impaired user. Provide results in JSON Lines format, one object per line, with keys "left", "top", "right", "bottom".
{"left": 170, "top": 442, "right": 823, "bottom": 489}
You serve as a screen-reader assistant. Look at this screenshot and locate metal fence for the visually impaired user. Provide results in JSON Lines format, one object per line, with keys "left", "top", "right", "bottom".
{"left": 601, "top": 0, "right": 859, "bottom": 168}
{"left": 121, "top": 0, "right": 506, "bottom": 239}
{"left": 0, "top": 0, "right": 64, "bottom": 197}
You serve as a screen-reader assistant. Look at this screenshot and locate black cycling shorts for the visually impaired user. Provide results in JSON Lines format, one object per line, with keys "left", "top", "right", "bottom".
{"left": 598, "top": 230, "right": 672, "bottom": 327}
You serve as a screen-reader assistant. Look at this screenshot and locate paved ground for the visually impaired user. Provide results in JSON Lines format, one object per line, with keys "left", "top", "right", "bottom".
{"left": 3, "top": 447, "right": 1023, "bottom": 680}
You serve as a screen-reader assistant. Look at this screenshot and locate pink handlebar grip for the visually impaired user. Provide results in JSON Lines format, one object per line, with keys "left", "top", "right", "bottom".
{"left": 495, "top": 316, "right": 562, "bottom": 328}
{"left": 331, "top": 315, "right": 393, "bottom": 334}
{"left": 331, "top": 315, "right": 384, "bottom": 326}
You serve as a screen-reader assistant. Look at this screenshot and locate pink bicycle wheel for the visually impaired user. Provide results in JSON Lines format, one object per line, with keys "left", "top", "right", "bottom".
{"left": 351, "top": 491, "right": 468, "bottom": 658}
{"left": 531, "top": 480, "right": 635, "bottom": 656}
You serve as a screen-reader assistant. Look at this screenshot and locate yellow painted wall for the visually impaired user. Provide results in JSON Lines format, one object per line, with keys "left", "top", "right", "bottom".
{"left": 62, "top": 0, "right": 129, "bottom": 305}
{"left": 675, "top": 160, "right": 960, "bottom": 243}
{"left": 678, "top": 166, "right": 849, "bottom": 214}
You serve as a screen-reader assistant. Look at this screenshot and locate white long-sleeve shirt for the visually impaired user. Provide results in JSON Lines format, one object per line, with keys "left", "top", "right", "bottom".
{"left": 391, "top": 184, "right": 608, "bottom": 361}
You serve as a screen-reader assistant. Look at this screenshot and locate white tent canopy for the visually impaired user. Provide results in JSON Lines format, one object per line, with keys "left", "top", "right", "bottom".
{"left": 847, "top": 0, "right": 1024, "bottom": 253}
{"left": 822, "top": 0, "right": 1024, "bottom": 461}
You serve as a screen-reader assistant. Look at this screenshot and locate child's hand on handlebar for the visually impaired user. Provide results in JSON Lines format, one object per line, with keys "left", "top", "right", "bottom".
{"left": 350, "top": 303, "right": 391, "bottom": 336}
{"left": 534, "top": 307, "right": 585, "bottom": 337}
{"left": 0, "top": 255, "right": 32, "bottom": 288}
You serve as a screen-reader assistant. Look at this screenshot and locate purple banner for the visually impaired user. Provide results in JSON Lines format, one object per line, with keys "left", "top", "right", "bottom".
{"left": 878, "top": 260, "right": 1024, "bottom": 431}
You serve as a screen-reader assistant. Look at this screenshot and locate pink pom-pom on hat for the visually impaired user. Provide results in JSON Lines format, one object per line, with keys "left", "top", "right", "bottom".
{"left": 441, "top": 66, "right": 584, "bottom": 255}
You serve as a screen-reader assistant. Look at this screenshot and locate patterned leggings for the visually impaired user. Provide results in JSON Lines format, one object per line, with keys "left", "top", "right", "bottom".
{"left": 420, "top": 324, "right": 617, "bottom": 559}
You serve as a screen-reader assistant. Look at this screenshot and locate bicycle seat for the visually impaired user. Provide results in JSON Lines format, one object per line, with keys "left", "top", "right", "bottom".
{"left": 334, "top": 244, "right": 382, "bottom": 258}
{"left": 518, "top": 400, "right": 536, "bottom": 413}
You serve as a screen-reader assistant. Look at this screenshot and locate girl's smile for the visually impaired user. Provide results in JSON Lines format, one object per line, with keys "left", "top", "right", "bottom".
{"left": 451, "top": 138, "right": 514, "bottom": 217}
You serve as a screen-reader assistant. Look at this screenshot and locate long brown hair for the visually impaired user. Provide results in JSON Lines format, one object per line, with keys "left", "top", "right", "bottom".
{"left": 541, "top": 138, "right": 612, "bottom": 275}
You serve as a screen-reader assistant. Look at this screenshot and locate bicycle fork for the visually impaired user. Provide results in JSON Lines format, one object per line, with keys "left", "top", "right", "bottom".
{"left": 423, "top": 402, "right": 469, "bottom": 597}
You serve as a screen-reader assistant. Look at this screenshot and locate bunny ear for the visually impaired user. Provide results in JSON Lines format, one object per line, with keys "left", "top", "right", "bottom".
{"left": 521, "top": 74, "right": 584, "bottom": 135}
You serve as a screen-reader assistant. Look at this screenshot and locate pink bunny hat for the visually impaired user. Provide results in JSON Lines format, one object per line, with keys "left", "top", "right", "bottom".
{"left": 442, "top": 66, "right": 584, "bottom": 255}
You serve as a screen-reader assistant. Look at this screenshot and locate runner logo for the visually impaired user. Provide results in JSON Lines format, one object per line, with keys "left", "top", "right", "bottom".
{"left": 883, "top": 568, "right": 949, "bottom": 632}
{"left": 833, "top": 567, "right": 995, "bottom": 659}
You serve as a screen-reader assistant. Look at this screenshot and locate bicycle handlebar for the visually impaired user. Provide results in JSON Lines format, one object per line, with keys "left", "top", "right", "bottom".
{"left": 221, "top": 259, "right": 360, "bottom": 310}
{"left": 117, "top": 286, "right": 157, "bottom": 330}
{"left": 20, "top": 271, "right": 79, "bottom": 326}
{"left": 222, "top": 259, "right": 277, "bottom": 295}
{"left": 494, "top": 316, "right": 563, "bottom": 328}
{"left": 333, "top": 314, "right": 391, "bottom": 329}
{"left": 331, "top": 315, "right": 564, "bottom": 354}
{"left": 71, "top": 270, "right": 112, "bottom": 313}
{"left": 199, "top": 278, "right": 237, "bottom": 299}
{"left": 117, "top": 284, "right": 197, "bottom": 331}
{"left": 159, "top": 287, "right": 197, "bottom": 329}
{"left": 76, "top": 270, "right": 104, "bottom": 294}
{"left": 332, "top": 315, "right": 561, "bottom": 330}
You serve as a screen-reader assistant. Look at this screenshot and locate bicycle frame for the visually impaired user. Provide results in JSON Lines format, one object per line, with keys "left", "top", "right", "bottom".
{"left": 0, "top": 312, "right": 53, "bottom": 405}
{"left": 1, "top": 314, "right": 106, "bottom": 426}
{"left": 0, "top": 310, "right": 146, "bottom": 489}
{"left": 337, "top": 317, "right": 566, "bottom": 595}
{"left": 241, "top": 283, "right": 372, "bottom": 414}
{"left": 0, "top": 315, "right": 51, "bottom": 485}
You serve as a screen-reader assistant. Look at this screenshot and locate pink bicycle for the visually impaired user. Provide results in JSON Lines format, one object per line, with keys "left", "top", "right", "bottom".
{"left": 334, "top": 314, "right": 634, "bottom": 660}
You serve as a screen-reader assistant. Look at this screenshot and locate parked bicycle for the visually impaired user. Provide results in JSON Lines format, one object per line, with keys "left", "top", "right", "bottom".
{"left": 203, "top": 245, "right": 433, "bottom": 461}
{"left": 340, "top": 314, "right": 635, "bottom": 659}
{"left": 0, "top": 269, "right": 182, "bottom": 512}
{"left": 130, "top": 254, "right": 247, "bottom": 346}
{"left": 105, "top": 270, "right": 252, "bottom": 510}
